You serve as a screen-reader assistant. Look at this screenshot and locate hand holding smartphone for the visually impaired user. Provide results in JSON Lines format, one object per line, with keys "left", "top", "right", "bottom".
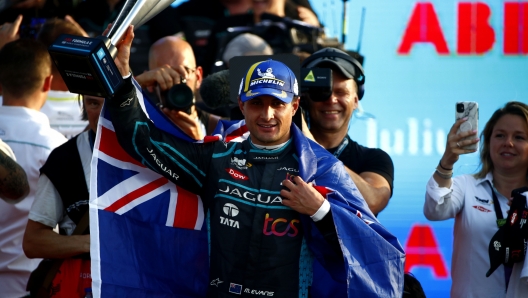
{"left": 455, "top": 101, "right": 479, "bottom": 150}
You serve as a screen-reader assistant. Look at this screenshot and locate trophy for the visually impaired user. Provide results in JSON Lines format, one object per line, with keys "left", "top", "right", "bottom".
{"left": 48, "top": 0, "right": 175, "bottom": 97}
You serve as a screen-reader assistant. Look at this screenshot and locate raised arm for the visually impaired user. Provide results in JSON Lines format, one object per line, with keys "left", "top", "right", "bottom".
{"left": 107, "top": 26, "right": 211, "bottom": 194}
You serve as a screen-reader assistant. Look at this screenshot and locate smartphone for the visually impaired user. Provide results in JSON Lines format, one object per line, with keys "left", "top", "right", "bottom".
{"left": 455, "top": 101, "right": 479, "bottom": 150}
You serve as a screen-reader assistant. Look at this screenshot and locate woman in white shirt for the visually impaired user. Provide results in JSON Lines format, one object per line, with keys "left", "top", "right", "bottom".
{"left": 424, "top": 101, "right": 528, "bottom": 298}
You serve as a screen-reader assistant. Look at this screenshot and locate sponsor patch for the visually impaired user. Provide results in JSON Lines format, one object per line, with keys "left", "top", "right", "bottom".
{"left": 472, "top": 205, "right": 491, "bottom": 213}
{"left": 226, "top": 168, "right": 249, "bottom": 181}
{"left": 475, "top": 196, "right": 490, "bottom": 204}
{"left": 257, "top": 68, "right": 275, "bottom": 78}
{"left": 231, "top": 157, "right": 251, "bottom": 169}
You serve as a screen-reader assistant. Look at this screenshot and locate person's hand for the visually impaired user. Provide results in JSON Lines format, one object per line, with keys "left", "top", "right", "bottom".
{"left": 161, "top": 106, "right": 205, "bottom": 140}
{"left": 135, "top": 65, "right": 187, "bottom": 93}
{"left": 297, "top": 6, "right": 320, "bottom": 27}
{"left": 13, "top": 0, "right": 45, "bottom": 9}
{"left": 64, "top": 15, "right": 89, "bottom": 37}
{"left": 440, "top": 117, "right": 479, "bottom": 169}
{"left": 0, "top": 15, "right": 22, "bottom": 49}
{"left": 280, "top": 175, "right": 325, "bottom": 216}
{"left": 112, "top": 25, "right": 134, "bottom": 77}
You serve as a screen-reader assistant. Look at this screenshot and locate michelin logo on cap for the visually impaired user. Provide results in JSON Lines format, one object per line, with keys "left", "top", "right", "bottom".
{"left": 250, "top": 68, "right": 284, "bottom": 87}
{"left": 239, "top": 59, "right": 298, "bottom": 103}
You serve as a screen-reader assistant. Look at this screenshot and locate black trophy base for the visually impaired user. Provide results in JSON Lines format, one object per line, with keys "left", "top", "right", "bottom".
{"left": 49, "top": 34, "right": 123, "bottom": 98}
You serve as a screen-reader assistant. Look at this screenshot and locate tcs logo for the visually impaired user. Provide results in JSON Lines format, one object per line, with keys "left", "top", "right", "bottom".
{"left": 262, "top": 213, "right": 299, "bottom": 237}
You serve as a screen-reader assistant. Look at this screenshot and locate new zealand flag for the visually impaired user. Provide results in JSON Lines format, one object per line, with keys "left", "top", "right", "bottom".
{"left": 88, "top": 82, "right": 247, "bottom": 297}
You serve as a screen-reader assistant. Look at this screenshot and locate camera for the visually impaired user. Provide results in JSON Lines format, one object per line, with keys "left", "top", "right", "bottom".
{"left": 300, "top": 67, "right": 333, "bottom": 102}
{"left": 160, "top": 83, "right": 194, "bottom": 114}
{"left": 456, "top": 103, "right": 465, "bottom": 113}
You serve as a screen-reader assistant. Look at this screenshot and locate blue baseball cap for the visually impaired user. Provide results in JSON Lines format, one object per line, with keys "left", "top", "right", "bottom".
{"left": 238, "top": 59, "right": 298, "bottom": 103}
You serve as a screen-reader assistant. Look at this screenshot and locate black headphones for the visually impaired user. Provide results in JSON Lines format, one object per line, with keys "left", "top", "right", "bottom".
{"left": 301, "top": 50, "right": 365, "bottom": 100}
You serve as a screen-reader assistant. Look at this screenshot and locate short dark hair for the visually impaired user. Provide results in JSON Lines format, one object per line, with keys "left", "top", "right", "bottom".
{"left": 0, "top": 39, "right": 51, "bottom": 98}
{"left": 37, "top": 18, "right": 86, "bottom": 76}
{"left": 37, "top": 18, "right": 85, "bottom": 47}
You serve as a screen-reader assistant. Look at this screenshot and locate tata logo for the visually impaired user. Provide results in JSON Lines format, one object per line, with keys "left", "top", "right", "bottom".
{"left": 218, "top": 185, "right": 282, "bottom": 205}
{"left": 219, "top": 217, "right": 239, "bottom": 229}
{"left": 225, "top": 168, "right": 249, "bottom": 181}
{"left": 472, "top": 205, "right": 491, "bottom": 213}
{"left": 277, "top": 167, "right": 298, "bottom": 172}
{"left": 223, "top": 203, "right": 239, "bottom": 217}
{"left": 263, "top": 213, "right": 299, "bottom": 237}
{"left": 221, "top": 203, "right": 240, "bottom": 229}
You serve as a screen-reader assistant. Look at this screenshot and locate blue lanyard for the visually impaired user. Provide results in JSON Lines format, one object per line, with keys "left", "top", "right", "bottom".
{"left": 333, "top": 137, "right": 349, "bottom": 159}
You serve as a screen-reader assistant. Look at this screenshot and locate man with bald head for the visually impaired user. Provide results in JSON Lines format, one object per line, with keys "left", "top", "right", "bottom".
{"left": 148, "top": 36, "right": 203, "bottom": 99}
{"left": 136, "top": 36, "right": 220, "bottom": 140}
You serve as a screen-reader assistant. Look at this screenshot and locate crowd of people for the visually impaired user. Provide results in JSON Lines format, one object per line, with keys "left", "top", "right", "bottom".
{"left": 0, "top": 0, "right": 526, "bottom": 298}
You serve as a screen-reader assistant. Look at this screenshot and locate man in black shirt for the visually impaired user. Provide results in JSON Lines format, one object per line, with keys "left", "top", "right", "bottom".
{"left": 302, "top": 47, "right": 394, "bottom": 216}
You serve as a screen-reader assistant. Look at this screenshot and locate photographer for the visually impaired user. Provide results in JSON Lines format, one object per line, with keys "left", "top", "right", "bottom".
{"left": 135, "top": 36, "right": 220, "bottom": 140}
{"left": 301, "top": 47, "right": 394, "bottom": 216}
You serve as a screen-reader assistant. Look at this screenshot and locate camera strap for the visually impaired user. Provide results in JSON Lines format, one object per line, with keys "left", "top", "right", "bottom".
{"left": 333, "top": 136, "right": 349, "bottom": 159}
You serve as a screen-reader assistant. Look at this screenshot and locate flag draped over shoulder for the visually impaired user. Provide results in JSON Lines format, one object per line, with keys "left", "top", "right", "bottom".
{"left": 290, "top": 125, "right": 405, "bottom": 298}
{"left": 90, "top": 80, "right": 404, "bottom": 297}
{"left": 89, "top": 82, "right": 213, "bottom": 298}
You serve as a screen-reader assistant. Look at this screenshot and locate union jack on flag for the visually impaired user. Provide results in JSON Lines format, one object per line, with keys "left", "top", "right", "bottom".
{"left": 93, "top": 117, "right": 205, "bottom": 229}
{"left": 89, "top": 85, "right": 217, "bottom": 298}
{"left": 90, "top": 80, "right": 405, "bottom": 298}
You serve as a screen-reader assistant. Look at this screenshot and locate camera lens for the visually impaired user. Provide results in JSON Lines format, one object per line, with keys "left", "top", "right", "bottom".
{"left": 456, "top": 103, "right": 465, "bottom": 113}
{"left": 165, "top": 83, "right": 194, "bottom": 113}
